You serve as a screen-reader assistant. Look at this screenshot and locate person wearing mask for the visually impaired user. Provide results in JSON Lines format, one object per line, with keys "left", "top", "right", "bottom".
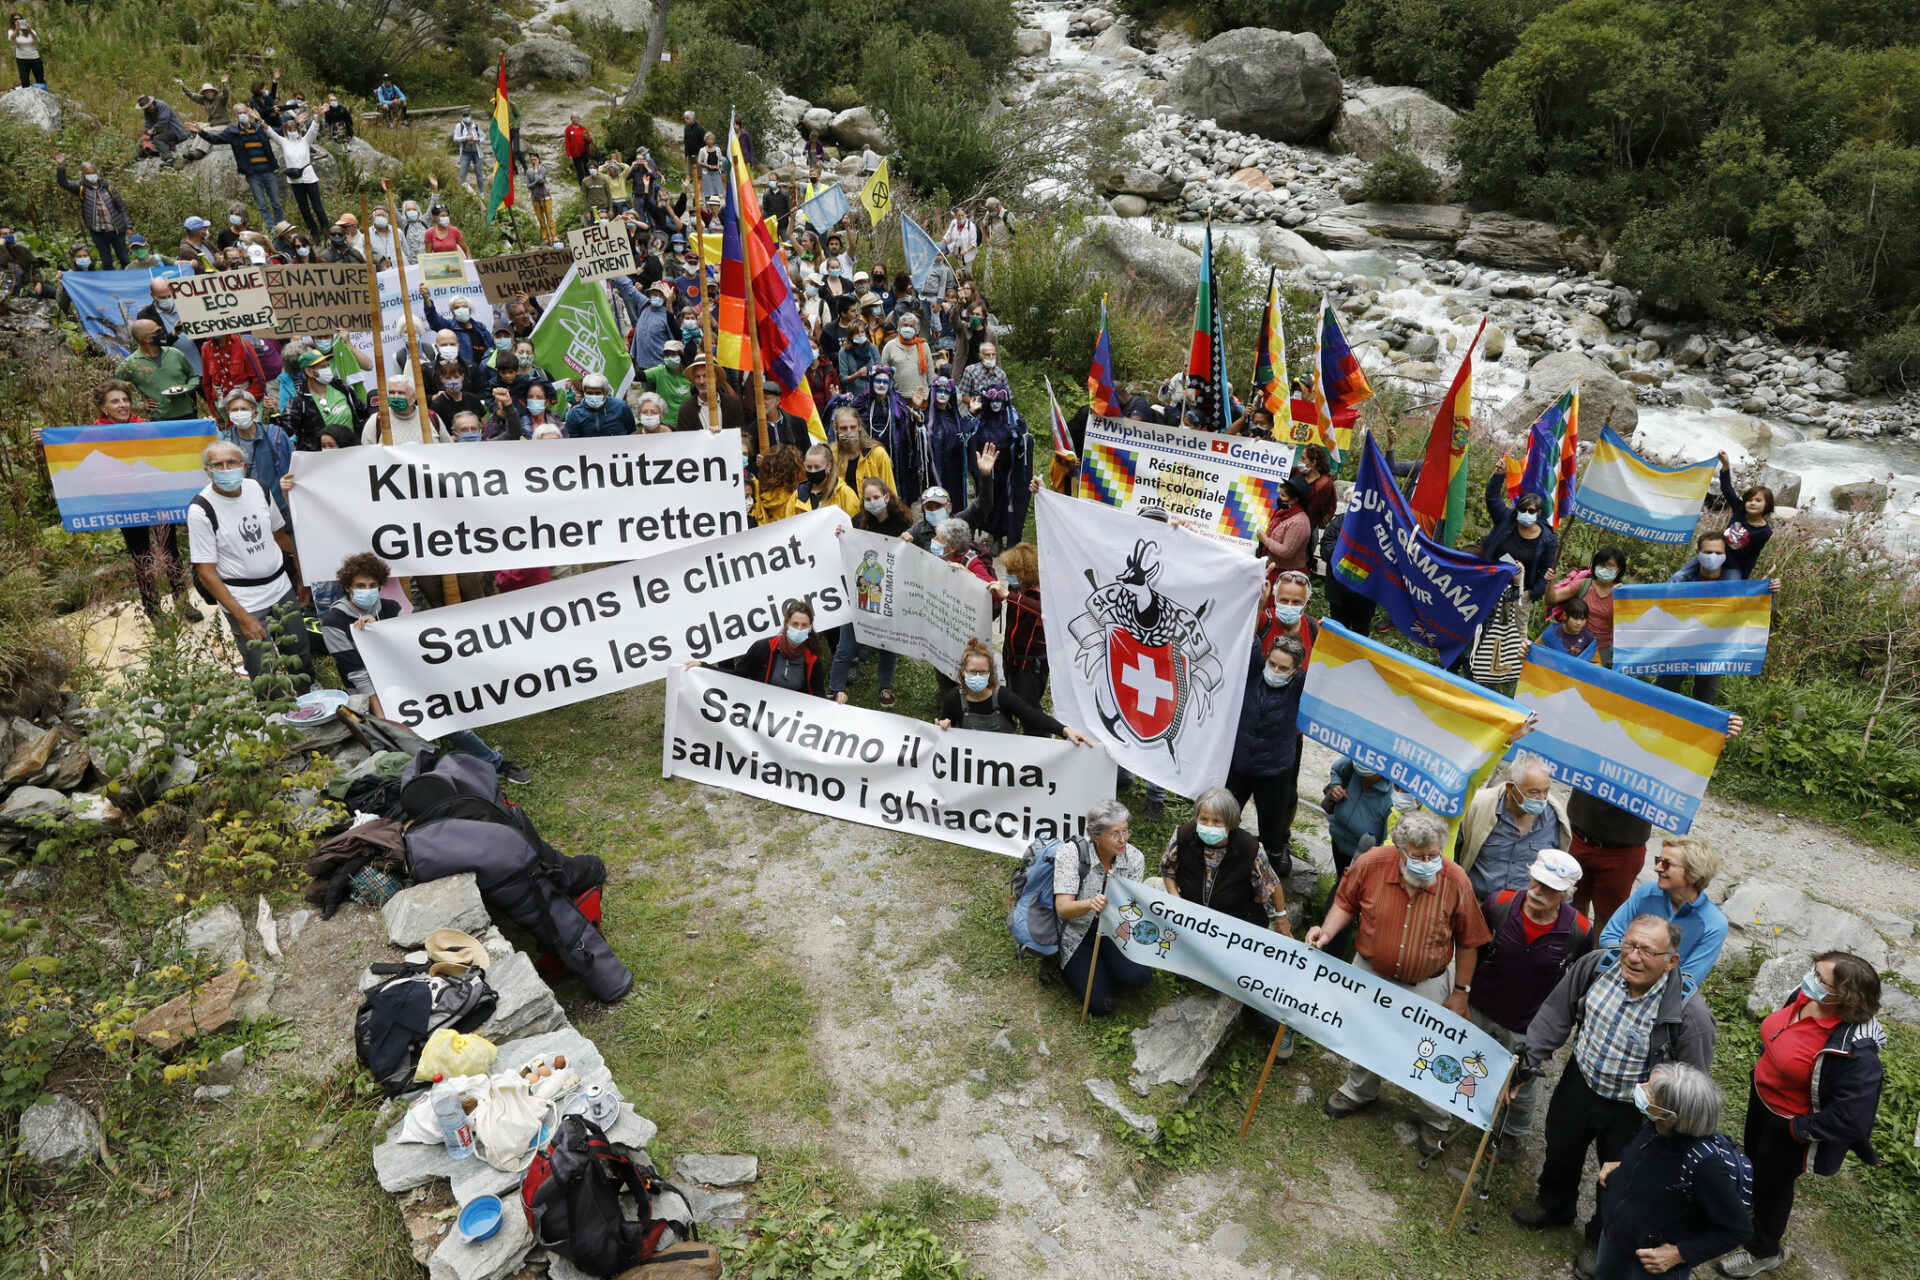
{"left": 218, "top": 389, "right": 293, "bottom": 523}
{"left": 1483, "top": 475, "right": 1560, "bottom": 602}
{"left": 362, "top": 374, "right": 447, "bottom": 445}
{"left": 216, "top": 201, "right": 252, "bottom": 251}
{"left": 1509, "top": 915, "right": 1717, "bottom": 1269}
{"left": 490, "top": 351, "right": 550, "bottom": 413}
{"left": 116, "top": 320, "right": 200, "bottom": 420}
{"left": 1255, "top": 566, "right": 1318, "bottom": 663}
{"left": 448, "top": 409, "right": 486, "bottom": 444}
{"left": 1322, "top": 757, "right": 1396, "bottom": 882}
{"left": 631, "top": 280, "right": 673, "bottom": 373}
{"left": 829, "top": 406, "right": 895, "bottom": 497}
{"left": 631, "top": 391, "right": 671, "bottom": 435}
{"left": 903, "top": 484, "right": 954, "bottom": 550}
{"left": 1225, "top": 631, "right": 1308, "bottom": 874}
{"left": 1717, "top": 953, "right": 1884, "bottom": 1278}
{"left": 452, "top": 106, "right": 487, "bottom": 191}
{"left": 245, "top": 70, "right": 279, "bottom": 121}
{"left": 943, "top": 208, "right": 980, "bottom": 267}
{"left": 837, "top": 318, "right": 877, "bottom": 397}
{"left": 422, "top": 183, "right": 468, "bottom": 257}
{"left": 715, "top": 599, "right": 829, "bottom": 695}
{"left": 321, "top": 218, "right": 363, "bottom": 264}
{"left": 52, "top": 154, "right": 132, "bottom": 270}
{"left": 322, "top": 90, "right": 354, "bottom": 141}
{"left": 423, "top": 293, "right": 490, "bottom": 368}
{"left": 375, "top": 73, "right": 407, "bottom": 126}
{"left": 1295, "top": 444, "right": 1338, "bottom": 530}
{"left": 565, "top": 372, "right": 636, "bottom": 437}
{"left": 580, "top": 164, "right": 612, "bottom": 220}
{"left": 188, "top": 440, "right": 312, "bottom": 698}
{"left": 1658, "top": 532, "right": 1778, "bottom": 707}
{"left": 363, "top": 205, "right": 400, "bottom": 270}
{"left": 1052, "top": 800, "right": 1150, "bottom": 1016}
{"left": 9, "top": 12, "right": 44, "bottom": 88}
{"left": 642, "top": 339, "right": 692, "bottom": 422}
{"left": 1457, "top": 753, "right": 1571, "bottom": 900}
{"left": 200, "top": 326, "right": 269, "bottom": 418}
{"left": 1546, "top": 547, "right": 1628, "bottom": 667}
{"left": 1596, "top": 836, "right": 1729, "bottom": 994}
{"left": 822, "top": 232, "right": 854, "bottom": 283}
{"left": 136, "top": 94, "right": 191, "bottom": 163}
{"left": 674, "top": 356, "right": 745, "bottom": 433}
{"left": 937, "top": 637, "right": 1089, "bottom": 742}
{"left": 171, "top": 215, "right": 216, "bottom": 272}
{"left": 797, "top": 443, "right": 859, "bottom": 517}
{"left": 282, "top": 349, "right": 365, "bottom": 452}
{"left": 395, "top": 199, "right": 427, "bottom": 263}
{"left": 428, "top": 359, "right": 485, "bottom": 431}
{"left": 881, "top": 309, "right": 933, "bottom": 398}
{"left": 135, "top": 278, "right": 204, "bottom": 377}
{"left": 955, "top": 338, "right": 1008, "bottom": 403}
{"left": 190, "top": 106, "right": 285, "bottom": 229}
{"left": 1306, "top": 811, "right": 1492, "bottom": 1158}
{"left": 88, "top": 379, "right": 204, "bottom": 622}
{"left": 760, "top": 172, "right": 792, "bottom": 232}
{"left": 999, "top": 540, "right": 1047, "bottom": 712}
{"left": 525, "top": 150, "right": 556, "bottom": 242}
{"left": 1257, "top": 474, "right": 1314, "bottom": 576}
{"left": 1467, "top": 850, "right": 1593, "bottom": 1164}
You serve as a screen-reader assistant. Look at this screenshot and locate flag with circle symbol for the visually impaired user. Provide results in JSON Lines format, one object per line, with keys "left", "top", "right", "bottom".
{"left": 859, "top": 159, "right": 892, "bottom": 226}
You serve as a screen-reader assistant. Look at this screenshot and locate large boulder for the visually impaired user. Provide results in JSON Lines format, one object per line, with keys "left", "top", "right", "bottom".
{"left": 0, "top": 85, "right": 60, "bottom": 132}
{"left": 336, "top": 137, "right": 402, "bottom": 176}
{"left": 1015, "top": 27, "right": 1052, "bottom": 57}
{"left": 1830, "top": 480, "right": 1889, "bottom": 514}
{"left": 1456, "top": 210, "right": 1601, "bottom": 273}
{"left": 1756, "top": 465, "right": 1802, "bottom": 509}
{"left": 547, "top": 0, "right": 650, "bottom": 26}
{"left": 1329, "top": 85, "right": 1458, "bottom": 177}
{"left": 1104, "top": 164, "right": 1182, "bottom": 202}
{"left": 1256, "top": 224, "right": 1333, "bottom": 271}
{"left": 1295, "top": 202, "right": 1465, "bottom": 252}
{"left": 1498, "top": 351, "right": 1638, "bottom": 437}
{"left": 1169, "top": 29, "right": 1342, "bottom": 142}
{"left": 504, "top": 37, "right": 593, "bottom": 85}
{"left": 1082, "top": 216, "right": 1200, "bottom": 309}
{"left": 800, "top": 106, "right": 835, "bottom": 138}
{"left": 825, "top": 106, "right": 891, "bottom": 152}
{"left": 17, "top": 1095, "right": 100, "bottom": 1169}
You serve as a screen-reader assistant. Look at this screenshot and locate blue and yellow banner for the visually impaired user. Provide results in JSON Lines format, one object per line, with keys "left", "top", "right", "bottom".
{"left": 1568, "top": 423, "right": 1717, "bottom": 544}
{"left": 1512, "top": 643, "right": 1733, "bottom": 833}
{"left": 42, "top": 420, "right": 220, "bottom": 531}
{"left": 1298, "top": 620, "right": 1530, "bottom": 817}
{"left": 1614, "top": 579, "right": 1773, "bottom": 677}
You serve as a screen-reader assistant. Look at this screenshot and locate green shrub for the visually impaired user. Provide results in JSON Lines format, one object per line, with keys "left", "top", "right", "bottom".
{"left": 622, "top": 10, "right": 774, "bottom": 159}
{"left": 1856, "top": 324, "right": 1920, "bottom": 389}
{"left": 1359, "top": 148, "right": 1442, "bottom": 203}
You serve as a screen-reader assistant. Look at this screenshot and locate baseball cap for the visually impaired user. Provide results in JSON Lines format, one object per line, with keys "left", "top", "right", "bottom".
{"left": 183, "top": 216, "right": 210, "bottom": 232}
{"left": 852, "top": 271, "right": 870, "bottom": 283}
{"left": 1528, "top": 850, "right": 1582, "bottom": 893}
{"left": 920, "top": 486, "right": 951, "bottom": 507}
{"left": 336, "top": 212, "right": 359, "bottom": 227}
{"left": 128, "top": 233, "right": 148, "bottom": 247}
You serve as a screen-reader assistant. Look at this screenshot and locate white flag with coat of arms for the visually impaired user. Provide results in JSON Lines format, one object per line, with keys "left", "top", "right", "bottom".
{"left": 1035, "top": 489, "right": 1263, "bottom": 797}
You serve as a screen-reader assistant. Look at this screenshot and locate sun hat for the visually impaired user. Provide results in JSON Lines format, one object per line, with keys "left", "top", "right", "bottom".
{"left": 424, "top": 928, "right": 492, "bottom": 972}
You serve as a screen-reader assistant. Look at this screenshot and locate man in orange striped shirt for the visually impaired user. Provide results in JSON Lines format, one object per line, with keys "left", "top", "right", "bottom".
{"left": 1305, "top": 810, "right": 1492, "bottom": 1157}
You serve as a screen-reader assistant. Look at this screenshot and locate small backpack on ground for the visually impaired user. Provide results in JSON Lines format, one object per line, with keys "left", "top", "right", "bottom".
{"left": 353, "top": 966, "right": 497, "bottom": 1096}
{"left": 1007, "top": 835, "right": 1091, "bottom": 958}
{"left": 522, "top": 1114, "right": 699, "bottom": 1277}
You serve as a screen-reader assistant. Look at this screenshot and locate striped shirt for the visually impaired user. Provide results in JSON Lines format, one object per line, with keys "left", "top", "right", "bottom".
{"left": 1575, "top": 969, "right": 1668, "bottom": 1101}
{"left": 1333, "top": 845, "right": 1490, "bottom": 983}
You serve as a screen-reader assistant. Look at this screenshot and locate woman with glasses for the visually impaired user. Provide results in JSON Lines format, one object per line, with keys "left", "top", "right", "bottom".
{"left": 1596, "top": 837, "right": 1730, "bottom": 993}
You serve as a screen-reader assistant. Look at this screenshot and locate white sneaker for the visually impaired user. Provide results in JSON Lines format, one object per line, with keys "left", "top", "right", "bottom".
{"left": 1716, "top": 1248, "right": 1787, "bottom": 1277}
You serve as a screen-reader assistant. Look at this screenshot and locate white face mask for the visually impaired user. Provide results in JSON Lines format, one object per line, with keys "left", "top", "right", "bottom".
{"left": 438, "top": 345, "right": 459, "bottom": 361}
{"left": 639, "top": 412, "right": 661, "bottom": 427}
{"left": 453, "top": 307, "right": 471, "bottom": 322}
{"left": 227, "top": 410, "right": 253, "bottom": 429}
{"left": 374, "top": 216, "right": 389, "bottom": 229}
{"left": 437, "top": 215, "right": 451, "bottom": 227}
{"left": 311, "top": 366, "right": 334, "bottom": 385}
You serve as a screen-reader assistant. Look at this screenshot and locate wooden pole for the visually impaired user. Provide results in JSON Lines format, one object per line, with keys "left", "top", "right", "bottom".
{"left": 1079, "top": 932, "right": 1102, "bottom": 1023}
{"left": 693, "top": 200, "right": 720, "bottom": 430}
{"left": 738, "top": 206, "right": 771, "bottom": 458}
{"left": 1448, "top": 1063, "right": 1518, "bottom": 1236}
{"left": 361, "top": 191, "right": 392, "bottom": 447}
{"left": 385, "top": 179, "right": 461, "bottom": 607}
{"left": 1237, "top": 1022, "right": 1290, "bottom": 1138}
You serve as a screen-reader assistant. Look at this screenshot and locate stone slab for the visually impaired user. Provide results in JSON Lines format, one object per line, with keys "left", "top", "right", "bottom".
{"left": 1129, "top": 990, "right": 1244, "bottom": 1098}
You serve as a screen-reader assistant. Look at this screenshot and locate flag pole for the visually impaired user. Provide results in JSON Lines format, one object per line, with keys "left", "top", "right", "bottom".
{"left": 384, "top": 178, "right": 460, "bottom": 607}
{"left": 693, "top": 200, "right": 721, "bottom": 431}
{"left": 1238, "top": 1022, "right": 1290, "bottom": 1138}
{"left": 741, "top": 234, "right": 771, "bottom": 458}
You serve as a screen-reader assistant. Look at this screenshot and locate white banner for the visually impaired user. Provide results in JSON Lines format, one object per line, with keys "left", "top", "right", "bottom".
{"left": 1080, "top": 415, "right": 1296, "bottom": 542}
{"left": 288, "top": 430, "right": 747, "bottom": 579}
{"left": 356, "top": 508, "right": 852, "bottom": 735}
{"left": 345, "top": 262, "right": 499, "bottom": 386}
{"left": 839, "top": 527, "right": 993, "bottom": 675}
{"left": 172, "top": 266, "right": 274, "bottom": 339}
{"left": 1036, "top": 489, "right": 1262, "bottom": 797}
{"left": 663, "top": 666, "right": 1115, "bottom": 857}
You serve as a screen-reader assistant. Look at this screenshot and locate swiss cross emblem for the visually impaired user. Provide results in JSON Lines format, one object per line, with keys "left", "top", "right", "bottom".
{"left": 1106, "top": 628, "right": 1185, "bottom": 742}
{"left": 1212, "top": 439, "right": 1230, "bottom": 453}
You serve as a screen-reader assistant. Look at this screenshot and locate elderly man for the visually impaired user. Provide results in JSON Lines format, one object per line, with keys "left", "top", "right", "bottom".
{"left": 187, "top": 441, "right": 312, "bottom": 698}
{"left": 565, "top": 372, "right": 636, "bottom": 438}
{"left": 1510, "top": 914, "right": 1717, "bottom": 1274}
{"left": 424, "top": 293, "right": 490, "bottom": 367}
{"left": 362, "top": 374, "right": 447, "bottom": 445}
{"left": 955, "top": 339, "right": 1009, "bottom": 404}
{"left": 134, "top": 277, "right": 207, "bottom": 376}
{"left": 53, "top": 153, "right": 133, "bottom": 269}
{"left": 115, "top": 320, "right": 200, "bottom": 420}
{"left": 673, "top": 356, "right": 744, "bottom": 433}
{"left": 1459, "top": 753, "right": 1571, "bottom": 898}
{"left": 1597, "top": 836, "right": 1729, "bottom": 993}
{"left": 1304, "top": 811, "right": 1492, "bottom": 1158}
{"left": 1467, "top": 849, "right": 1593, "bottom": 1162}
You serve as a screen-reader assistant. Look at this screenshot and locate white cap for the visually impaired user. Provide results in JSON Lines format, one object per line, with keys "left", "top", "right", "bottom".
{"left": 1528, "top": 850, "right": 1582, "bottom": 893}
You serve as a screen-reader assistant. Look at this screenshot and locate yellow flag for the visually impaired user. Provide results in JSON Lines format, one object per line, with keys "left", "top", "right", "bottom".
{"left": 859, "top": 159, "right": 892, "bottom": 226}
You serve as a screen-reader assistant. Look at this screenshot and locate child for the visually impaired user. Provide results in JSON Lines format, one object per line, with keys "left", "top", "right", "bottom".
{"left": 1717, "top": 450, "right": 1774, "bottom": 581}
{"left": 1539, "top": 596, "right": 1598, "bottom": 661}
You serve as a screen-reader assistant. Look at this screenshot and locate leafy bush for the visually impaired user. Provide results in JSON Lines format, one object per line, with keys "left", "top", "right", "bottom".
{"left": 1331, "top": 0, "right": 1560, "bottom": 106}
{"left": 1359, "top": 148, "right": 1442, "bottom": 203}
{"left": 1857, "top": 325, "right": 1920, "bottom": 390}
{"left": 621, "top": 9, "right": 774, "bottom": 159}
{"left": 862, "top": 30, "right": 1001, "bottom": 203}
{"left": 723, "top": 1207, "right": 973, "bottom": 1278}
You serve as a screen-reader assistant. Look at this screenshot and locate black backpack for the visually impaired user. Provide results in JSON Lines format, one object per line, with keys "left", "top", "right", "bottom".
{"left": 187, "top": 484, "right": 296, "bottom": 605}
{"left": 352, "top": 966, "right": 497, "bottom": 1096}
{"left": 521, "top": 1114, "right": 696, "bottom": 1276}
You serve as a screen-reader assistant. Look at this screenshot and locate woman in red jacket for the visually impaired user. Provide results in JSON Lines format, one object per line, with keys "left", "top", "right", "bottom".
{"left": 91, "top": 379, "right": 203, "bottom": 623}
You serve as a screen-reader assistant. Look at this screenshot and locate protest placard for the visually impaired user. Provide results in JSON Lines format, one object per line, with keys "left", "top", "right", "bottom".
{"left": 170, "top": 267, "right": 274, "bottom": 339}
{"left": 355, "top": 508, "right": 853, "bottom": 735}
{"left": 41, "top": 420, "right": 220, "bottom": 531}
{"left": 288, "top": 429, "right": 747, "bottom": 578}
{"left": 264, "top": 262, "right": 371, "bottom": 337}
{"left": 473, "top": 248, "right": 573, "bottom": 303}
{"left": 419, "top": 251, "right": 467, "bottom": 288}
{"left": 342, "top": 263, "right": 498, "bottom": 385}
{"left": 566, "top": 223, "right": 638, "bottom": 282}
{"left": 1097, "top": 877, "right": 1513, "bottom": 1130}
{"left": 663, "top": 666, "right": 1115, "bottom": 858}
{"left": 1078, "top": 415, "right": 1296, "bottom": 542}
{"left": 839, "top": 528, "right": 992, "bottom": 674}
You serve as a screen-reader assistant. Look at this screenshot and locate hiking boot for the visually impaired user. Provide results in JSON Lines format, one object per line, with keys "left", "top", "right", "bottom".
{"left": 1717, "top": 1249, "right": 1788, "bottom": 1277}
{"left": 1322, "top": 1091, "right": 1372, "bottom": 1119}
{"left": 499, "top": 760, "right": 532, "bottom": 785}
{"left": 178, "top": 601, "right": 206, "bottom": 623}
{"left": 1510, "top": 1201, "right": 1573, "bottom": 1231}
{"left": 1573, "top": 1245, "right": 1597, "bottom": 1280}
{"left": 879, "top": 688, "right": 896, "bottom": 708}
{"left": 1416, "top": 1122, "right": 1448, "bottom": 1159}
{"left": 1493, "top": 1134, "right": 1522, "bottom": 1166}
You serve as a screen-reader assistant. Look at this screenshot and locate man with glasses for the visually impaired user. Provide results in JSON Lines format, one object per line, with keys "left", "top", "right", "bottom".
{"left": 1457, "top": 753, "right": 1569, "bottom": 899}
{"left": 1509, "top": 914, "right": 1716, "bottom": 1277}
{"left": 1596, "top": 835, "right": 1730, "bottom": 993}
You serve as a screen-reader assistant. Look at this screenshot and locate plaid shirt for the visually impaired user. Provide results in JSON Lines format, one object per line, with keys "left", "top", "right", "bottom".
{"left": 1574, "top": 969, "right": 1668, "bottom": 1101}
{"left": 1159, "top": 833, "right": 1280, "bottom": 925}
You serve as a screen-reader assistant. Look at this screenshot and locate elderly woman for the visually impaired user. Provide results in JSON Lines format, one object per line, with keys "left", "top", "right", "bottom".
{"left": 635, "top": 391, "right": 671, "bottom": 433}
{"left": 1598, "top": 836, "right": 1729, "bottom": 994}
{"left": 1717, "top": 953, "right": 1884, "bottom": 1279}
{"left": 1054, "top": 799, "right": 1151, "bottom": 1016}
{"left": 1226, "top": 634, "right": 1306, "bottom": 875}
{"left": 937, "top": 638, "right": 1090, "bottom": 742}
{"left": 1593, "top": 1063, "right": 1751, "bottom": 1279}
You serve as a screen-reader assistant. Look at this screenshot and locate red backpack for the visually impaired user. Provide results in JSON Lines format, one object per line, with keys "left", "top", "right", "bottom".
{"left": 521, "top": 1115, "right": 697, "bottom": 1275}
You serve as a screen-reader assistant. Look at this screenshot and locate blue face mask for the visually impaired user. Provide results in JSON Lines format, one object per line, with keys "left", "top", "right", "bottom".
{"left": 1273, "top": 603, "right": 1304, "bottom": 626}
{"left": 785, "top": 626, "right": 810, "bottom": 646}
{"left": 1516, "top": 511, "right": 1540, "bottom": 528}
{"left": 1401, "top": 854, "right": 1443, "bottom": 885}
{"left": 351, "top": 587, "right": 381, "bottom": 611}
{"left": 649, "top": 295, "right": 664, "bottom": 308}
{"left": 209, "top": 466, "right": 244, "bottom": 492}
{"left": 584, "top": 394, "right": 606, "bottom": 409}
{"left": 1262, "top": 665, "right": 1290, "bottom": 688}
{"left": 1006, "top": 574, "right": 1019, "bottom": 589}
{"left": 963, "top": 673, "right": 990, "bottom": 693}
{"left": 925, "top": 506, "right": 947, "bottom": 527}
{"left": 315, "top": 338, "right": 334, "bottom": 352}
{"left": 1632, "top": 1082, "right": 1669, "bottom": 1120}
{"left": 1800, "top": 968, "right": 1829, "bottom": 1003}
{"left": 1514, "top": 787, "right": 1548, "bottom": 816}
{"left": 1196, "top": 824, "right": 1227, "bottom": 846}
{"left": 496, "top": 338, "right": 512, "bottom": 351}
{"left": 457, "top": 432, "right": 482, "bottom": 442}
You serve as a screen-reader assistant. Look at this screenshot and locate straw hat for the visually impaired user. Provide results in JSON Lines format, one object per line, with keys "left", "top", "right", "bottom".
{"left": 424, "top": 928, "right": 491, "bottom": 973}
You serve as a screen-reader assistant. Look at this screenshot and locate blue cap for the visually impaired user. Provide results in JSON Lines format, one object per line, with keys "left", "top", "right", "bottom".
{"left": 183, "top": 216, "right": 211, "bottom": 232}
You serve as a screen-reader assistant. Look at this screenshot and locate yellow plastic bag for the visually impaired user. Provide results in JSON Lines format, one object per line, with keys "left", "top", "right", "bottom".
{"left": 414, "top": 1026, "right": 499, "bottom": 1082}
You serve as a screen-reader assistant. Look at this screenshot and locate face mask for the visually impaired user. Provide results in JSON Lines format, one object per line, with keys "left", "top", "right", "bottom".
{"left": 785, "top": 626, "right": 811, "bottom": 646}
{"left": 83, "top": 173, "right": 100, "bottom": 185}
{"left": 442, "top": 378, "right": 464, "bottom": 395}
{"left": 157, "top": 298, "right": 177, "bottom": 312}
{"left": 315, "top": 338, "right": 334, "bottom": 352}
{"left": 374, "top": 216, "right": 389, "bottom": 229}
{"left": 495, "top": 338, "right": 512, "bottom": 352}
{"left": 963, "top": 673, "right": 990, "bottom": 694}
{"left": 1401, "top": 854, "right": 1443, "bottom": 885}
{"left": 665, "top": 357, "right": 681, "bottom": 370}
{"left": 649, "top": 295, "right": 664, "bottom": 308}
{"left": 1274, "top": 603, "right": 1304, "bottom": 627}
{"left": 437, "top": 216, "right": 451, "bottom": 227}
{"left": 228, "top": 214, "right": 243, "bottom": 227}
{"left": 925, "top": 506, "right": 948, "bottom": 527}
{"left": 1517, "top": 793, "right": 1548, "bottom": 816}
{"left": 228, "top": 410, "right": 254, "bottom": 429}
{"left": 1516, "top": 511, "right": 1539, "bottom": 528}
{"left": 458, "top": 431, "right": 482, "bottom": 442}
{"left": 584, "top": 394, "right": 606, "bottom": 409}
{"left": 805, "top": 469, "right": 827, "bottom": 486}
{"left": 406, "top": 209, "right": 421, "bottom": 222}
{"left": 1595, "top": 567, "right": 1618, "bottom": 583}
{"left": 296, "top": 246, "right": 311, "bottom": 258}
{"left": 861, "top": 496, "right": 890, "bottom": 517}
{"left": 1262, "top": 665, "right": 1290, "bottom": 688}
{"left": 529, "top": 400, "right": 549, "bottom": 416}
{"left": 437, "top": 345, "right": 460, "bottom": 361}
{"left": 453, "top": 307, "right": 471, "bottom": 322}
{"left": 75, "top": 256, "right": 91, "bottom": 269}
{"left": 1800, "top": 968, "right": 1829, "bottom": 1003}
{"left": 209, "top": 466, "right": 244, "bottom": 492}
{"left": 330, "top": 235, "right": 346, "bottom": 246}
{"left": 981, "top": 356, "right": 997, "bottom": 368}
{"left": 900, "top": 326, "right": 917, "bottom": 339}
{"left": 1698, "top": 551, "right": 1727, "bottom": 571}
{"left": 969, "top": 316, "right": 984, "bottom": 329}
{"left": 351, "top": 587, "right": 382, "bottom": 611}
{"left": 131, "top": 247, "right": 148, "bottom": 260}
{"left": 1632, "top": 1083, "right": 1669, "bottom": 1120}
{"left": 312, "top": 366, "right": 334, "bottom": 385}
{"left": 1196, "top": 824, "right": 1228, "bottom": 847}
{"left": 329, "top": 99, "right": 339, "bottom": 107}
{"left": 387, "top": 396, "right": 410, "bottom": 413}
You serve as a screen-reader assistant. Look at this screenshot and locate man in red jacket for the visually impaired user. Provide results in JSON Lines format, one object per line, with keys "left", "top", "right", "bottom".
{"left": 564, "top": 114, "right": 592, "bottom": 183}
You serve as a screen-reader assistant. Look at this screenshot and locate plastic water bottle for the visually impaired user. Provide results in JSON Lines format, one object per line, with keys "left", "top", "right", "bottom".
{"left": 431, "top": 1074, "right": 475, "bottom": 1161}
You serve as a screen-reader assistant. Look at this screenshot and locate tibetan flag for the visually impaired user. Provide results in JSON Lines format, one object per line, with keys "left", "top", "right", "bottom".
{"left": 716, "top": 142, "right": 751, "bottom": 372}
{"left": 859, "top": 159, "right": 892, "bottom": 226}
{"left": 1087, "top": 294, "right": 1120, "bottom": 419}
{"left": 1252, "top": 268, "right": 1287, "bottom": 418}
{"left": 1408, "top": 315, "right": 1484, "bottom": 545}
{"left": 797, "top": 183, "right": 850, "bottom": 233}
{"left": 1185, "top": 223, "right": 1229, "bottom": 433}
{"left": 1044, "top": 375, "right": 1073, "bottom": 456}
{"left": 1613, "top": 579, "right": 1773, "bottom": 677}
{"left": 486, "top": 58, "right": 513, "bottom": 225}
{"left": 1568, "top": 423, "right": 1718, "bottom": 544}
{"left": 1309, "top": 297, "right": 1370, "bottom": 467}
{"left": 727, "top": 127, "right": 815, "bottom": 408}
{"left": 900, "top": 213, "right": 943, "bottom": 292}
{"left": 1298, "top": 620, "right": 1529, "bottom": 818}
{"left": 1512, "top": 642, "right": 1734, "bottom": 834}
{"left": 1515, "top": 384, "right": 1579, "bottom": 527}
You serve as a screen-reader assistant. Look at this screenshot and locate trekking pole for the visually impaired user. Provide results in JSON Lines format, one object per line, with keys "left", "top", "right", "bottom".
{"left": 1465, "top": 1092, "right": 1516, "bottom": 1237}
{"left": 1448, "top": 1062, "right": 1518, "bottom": 1234}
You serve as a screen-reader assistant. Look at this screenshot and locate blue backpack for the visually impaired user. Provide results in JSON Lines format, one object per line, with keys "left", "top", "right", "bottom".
{"left": 1007, "top": 835, "right": 1091, "bottom": 957}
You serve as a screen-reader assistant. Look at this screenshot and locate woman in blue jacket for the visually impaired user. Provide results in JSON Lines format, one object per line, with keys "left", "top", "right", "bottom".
{"left": 1321, "top": 757, "right": 1396, "bottom": 881}
{"left": 1224, "top": 633, "right": 1306, "bottom": 875}
{"left": 1482, "top": 469, "right": 1558, "bottom": 601}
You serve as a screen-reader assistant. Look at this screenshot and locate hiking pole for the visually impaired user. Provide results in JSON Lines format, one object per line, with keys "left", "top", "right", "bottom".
{"left": 1448, "top": 1062, "right": 1518, "bottom": 1235}
{"left": 1238, "top": 1020, "right": 1290, "bottom": 1138}
{"left": 1465, "top": 1089, "right": 1517, "bottom": 1237}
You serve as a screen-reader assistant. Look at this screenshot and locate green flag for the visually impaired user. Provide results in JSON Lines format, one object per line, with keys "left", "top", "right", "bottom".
{"left": 529, "top": 266, "right": 633, "bottom": 396}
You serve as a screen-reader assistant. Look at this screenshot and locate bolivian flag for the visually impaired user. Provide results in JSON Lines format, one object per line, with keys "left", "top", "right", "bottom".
{"left": 487, "top": 58, "right": 513, "bottom": 225}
